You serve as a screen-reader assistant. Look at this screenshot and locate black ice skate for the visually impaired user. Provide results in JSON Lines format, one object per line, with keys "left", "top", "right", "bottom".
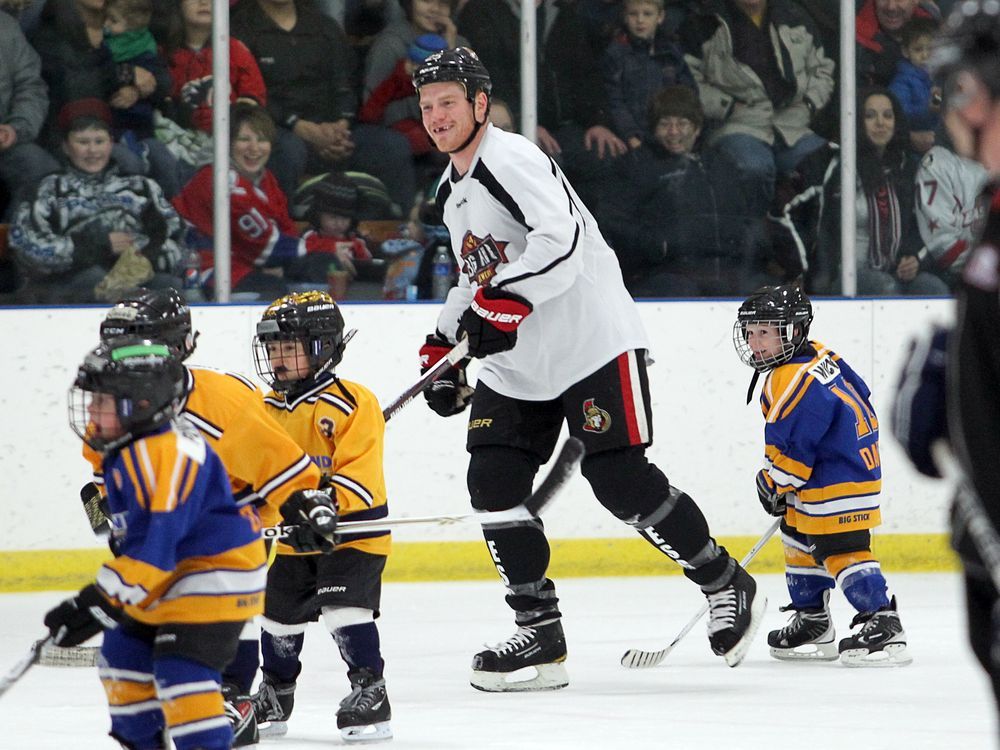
{"left": 470, "top": 619, "right": 569, "bottom": 692}
{"left": 767, "top": 590, "right": 839, "bottom": 662}
{"left": 222, "top": 683, "right": 259, "bottom": 747}
{"left": 705, "top": 564, "right": 767, "bottom": 667}
{"left": 337, "top": 668, "right": 392, "bottom": 743}
{"left": 250, "top": 674, "right": 296, "bottom": 737}
{"left": 838, "top": 596, "right": 912, "bottom": 667}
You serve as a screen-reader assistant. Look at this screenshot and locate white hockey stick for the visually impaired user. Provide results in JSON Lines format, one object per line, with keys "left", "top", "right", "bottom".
{"left": 0, "top": 636, "right": 51, "bottom": 700}
{"left": 620, "top": 517, "right": 781, "bottom": 669}
{"left": 382, "top": 338, "right": 470, "bottom": 422}
{"left": 263, "top": 436, "right": 585, "bottom": 540}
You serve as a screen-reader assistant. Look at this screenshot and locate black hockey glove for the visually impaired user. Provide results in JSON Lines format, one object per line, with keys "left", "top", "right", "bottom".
{"left": 281, "top": 489, "right": 339, "bottom": 553}
{"left": 755, "top": 469, "right": 787, "bottom": 517}
{"left": 44, "top": 584, "right": 121, "bottom": 647}
{"left": 419, "top": 334, "right": 474, "bottom": 417}
{"left": 890, "top": 327, "right": 949, "bottom": 478}
{"left": 458, "top": 286, "right": 533, "bottom": 359}
{"left": 80, "top": 482, "right": 111, "bottom": 537}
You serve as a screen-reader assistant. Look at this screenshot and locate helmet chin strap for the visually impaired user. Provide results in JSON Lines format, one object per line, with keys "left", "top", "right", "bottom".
{"left": 446, "top": 96, "right": 490, "bottom": 155}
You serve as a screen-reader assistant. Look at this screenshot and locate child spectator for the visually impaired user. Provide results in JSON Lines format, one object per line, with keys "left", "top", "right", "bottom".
{"left": 103, "top": 0, "right": 164, "bottom": 140}
{"left": 888, "top": 16, "right": 940, "bottom": 153}
{"left": 602, "top": 0, "right": 695, "bottom": 150}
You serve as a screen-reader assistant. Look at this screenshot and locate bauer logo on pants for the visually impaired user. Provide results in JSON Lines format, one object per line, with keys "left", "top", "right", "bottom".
{"left": 582, "top": 398, "right": 611, "bottom": 433}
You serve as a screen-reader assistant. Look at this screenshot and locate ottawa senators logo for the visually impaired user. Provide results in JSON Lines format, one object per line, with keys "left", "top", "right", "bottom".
{"left": 582, "top": 398, "right": 611, "bottom": 433}
{"left": 461, "top": 232, "right": 510, "bottom": 286}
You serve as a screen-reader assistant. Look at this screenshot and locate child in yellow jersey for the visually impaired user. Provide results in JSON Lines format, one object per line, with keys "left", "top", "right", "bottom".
{"left": 250, "top": 290, "right": 392, "bottom": 743}
{"left": 47, "top": 339, "right": 267, "bottom": 750}
{"left": 733, "top": 284, "right": 911, "bottom": 667}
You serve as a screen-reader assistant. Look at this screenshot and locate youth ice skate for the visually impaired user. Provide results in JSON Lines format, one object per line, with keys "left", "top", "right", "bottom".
{"left": 250, "top": 674, "right": 296, "bottom": 737}
{"left": 470, "top": 619, "right": 569, "bottom": 692}
{"left": 705, "top": 565, "right": 767, "bottom": 667}
{"left": 838, "top": 596, "right": 912, "bottom": 667}
{"left": 767, "top": 591, "right": 839, "bottom": 662}
{"left": 222, "top": 683, "right": 259, "bottom": 746}
{"left": 337, "top": 668, "right": 392, "bottom": 743}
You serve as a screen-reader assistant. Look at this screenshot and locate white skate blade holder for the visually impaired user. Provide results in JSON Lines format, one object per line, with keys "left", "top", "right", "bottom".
{"left": 769, "top": 640, "right": 840, "bottom": 662}
{"left": 840, "top": 642, "right": 913, "bottom": 668}
{"left": 257, "top": 720, "right": 288, "bottom": 738}
{"left": 341, "top": 720, "right": 393, "bottom": 743}
{"left": 723, "top": 593, "right": 768, "bottom": 668}
{"left": 470, "top": 662, "right": 569, "bottom": 693}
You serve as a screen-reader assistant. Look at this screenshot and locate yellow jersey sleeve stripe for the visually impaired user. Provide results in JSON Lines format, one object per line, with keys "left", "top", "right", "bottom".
{"left": 137, "top": 441, "right": 159, "bottom": 500}
{"left": 797, "top": 480, "right": 882, "bottom": 503}
{"left": 258, "top": 453, "right": 314, "bottom": 499}
{"left": 121, "top": 448, "right": 149, "bottom": 509}
{"left": 331, "top": 474, "right": 374, "bottom": 507}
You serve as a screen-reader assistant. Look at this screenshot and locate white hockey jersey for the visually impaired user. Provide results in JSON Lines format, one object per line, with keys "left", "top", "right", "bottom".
{"left": 434, "top": 124, "right": 649, "bottom": 400}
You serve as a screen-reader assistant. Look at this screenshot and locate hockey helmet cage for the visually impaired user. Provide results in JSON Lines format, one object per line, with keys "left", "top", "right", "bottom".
{"left": 733, "top": 284, "right": 814, "bottom": 372}
{"left": 253, "top": 290, "right": 347, "bottom": 392}
{"left": 412, "top": 46, "right": 492, "bottom": 102}
{"left": 69, "top": 338, "right": 186, "bottom": 452}
{"left": 931, "top": 0, "right": 1000, "bottom": 97}
{"left": 100, "top": 288, "right": 197, "bottom": 360}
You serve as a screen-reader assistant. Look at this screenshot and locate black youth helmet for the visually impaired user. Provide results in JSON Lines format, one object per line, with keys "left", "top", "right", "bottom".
{"left": 412, "top": 46, "right": 492, "bottom": 102}
{"left": 931, "top": 0, "right": 1000, "bottom": 98}
{"left": 100, "top": 288, "right": 197, "bottom": 361}
{"left": 69, "top": 338, "right": 186, "bottom": 452}
{"left": 253, "top": 291, "right": 347, "bottom": 392}
{"left": 733, "top": 284, "right": 814, "bottom": 372}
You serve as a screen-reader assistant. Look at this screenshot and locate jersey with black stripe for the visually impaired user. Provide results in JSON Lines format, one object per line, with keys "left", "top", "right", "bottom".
{"left": 262, "top": 373, "right": 390, "bottom": 557}
{"left": 759, "top": 341, "right": 883, "bottom": 535}
{"left": 433, "top": 123, "right": 648, "bottom": 401}
{"left": 86, "top": 365, "right": 321, "bottom": 528}
{"left": 98, "top": 418, "right": 266, "bottom": 625}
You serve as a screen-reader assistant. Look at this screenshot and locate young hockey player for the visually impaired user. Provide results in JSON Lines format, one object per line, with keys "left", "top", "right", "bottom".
{"left": 48, "top": 338, "right": 269, "bottom": 750}
{"left": 87, "top": 287, "right": 332, "bottom": 746}
{"left": 412, "top": 46, "right": 764, "bottom": 692}
{"left": 250, "top": 290, "right": 392, "bottom": 743}
{"left": 734, "top": 283, "right": 911, "bottom": 666}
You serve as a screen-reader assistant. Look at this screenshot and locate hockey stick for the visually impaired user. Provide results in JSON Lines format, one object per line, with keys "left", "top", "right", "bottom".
{"left": 382, "top": 338, "right": 470, "bottom": 422}
{"left": 0, "top": 636, "right": 51, "bottom": 700}
{"left": 263, "top": 436, "right": 584, "bottom": 540}
{"left": 620, "top": 517, "right": 781, "bottom": 669}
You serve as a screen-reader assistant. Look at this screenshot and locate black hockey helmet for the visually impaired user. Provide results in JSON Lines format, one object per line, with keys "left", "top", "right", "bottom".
{"left": 100, "top": 288, "right": 197, "bottom": 361}
{"left": 68, "top": 338, "right": 185, "bottom": 452}
{"left": 412, "top": 46, "right": 492, "bottom": 103}
{"left": 253, "top": 290, "right": 348, "bottom": 392}
{"left": 931, "top": 0, "right": 1000, "bottom": 98}
{"left": 733, "top": 284, "right": 814, "bottom": 372}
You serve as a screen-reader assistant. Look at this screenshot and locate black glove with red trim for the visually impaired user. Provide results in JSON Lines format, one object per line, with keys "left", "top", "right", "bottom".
{"left": 458, "top": 286, "right": 533, "bottom": 358}
{"left": 44, "top": 584, "right": 122, "bottom": 647}
{"left": 420, "top": 334, "right": 474, "bottom": 417}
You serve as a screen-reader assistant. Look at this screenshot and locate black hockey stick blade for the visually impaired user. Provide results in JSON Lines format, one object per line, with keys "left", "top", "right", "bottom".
{"left": 620, "top": 517, "right": 780, "bottom": 669}
{"left": 262, "top": 436, "right": 584, "bottom": 538}
{"left": 382, "top": 338, "right": 470, "bottom": 422}
{"left": 0, "top": 636, "right": 50, "bottom": 700}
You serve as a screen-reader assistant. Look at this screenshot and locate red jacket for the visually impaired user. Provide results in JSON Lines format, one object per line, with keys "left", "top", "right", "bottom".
{"left": 358, "top": 59, "right": 433, "bottom": 155}
{"left": 168, "top": 39, "right": 267, "bottom": 132}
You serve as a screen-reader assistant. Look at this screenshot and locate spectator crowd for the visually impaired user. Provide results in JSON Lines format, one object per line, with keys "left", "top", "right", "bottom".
{"left": 0, "top": 0, "right": 988, "bottom": 303}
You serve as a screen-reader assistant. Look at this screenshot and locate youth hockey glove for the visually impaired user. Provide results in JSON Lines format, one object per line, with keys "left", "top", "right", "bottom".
{"left": 420, "top": 333, "right": 474, "bottom": 417}
{"left": 281, "top": 489, "right": 339, "bottom": 553}
{"left": 755, "top": 469, "right": 787, "bottom": 517}
{"left": 44, "top": 584, "right": 121, "bottom": 647}
{"left": 458, "top": 286, "right": 533, "bottom": 358}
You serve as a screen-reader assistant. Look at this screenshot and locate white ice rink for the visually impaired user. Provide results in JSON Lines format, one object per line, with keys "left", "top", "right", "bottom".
{"left": 1, "top": 572, "right": 994, "bottom": 750}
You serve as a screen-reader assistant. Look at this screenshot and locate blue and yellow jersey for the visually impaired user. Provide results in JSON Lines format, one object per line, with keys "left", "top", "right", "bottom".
{"left": 86, "top": 366, "right": 321, "bottom": 529}
{"left": 97, "top": 418, "right": 266, "bottom": 625}
{"left": 759, "top": 340, "right": 882, "bottom": 535}
{"left": 262, "top": 373, "right": 390, "bottom": 557}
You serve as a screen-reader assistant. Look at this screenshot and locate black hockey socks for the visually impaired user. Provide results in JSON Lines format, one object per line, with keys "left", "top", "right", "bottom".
{"left": 334, "top": 622, "right": 385, "bottom": 678}
{"left": 260, "top": 631, "right": 304, "bottom": 685}
{"left": 482, "top": 524, "right": 562, "bottom": 624}
{"left": 223, "top": 637, "right": 261, "bottom": 695}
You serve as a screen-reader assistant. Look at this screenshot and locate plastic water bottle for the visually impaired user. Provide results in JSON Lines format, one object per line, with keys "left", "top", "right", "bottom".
{"left": 181, "top": 250, "right": 203, "bottom": 301}
{"left": 430, "top": 244, "right": 455, "bottom": 301}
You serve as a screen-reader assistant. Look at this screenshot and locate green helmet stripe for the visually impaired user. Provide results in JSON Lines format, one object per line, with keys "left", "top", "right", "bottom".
{"left": 111, "top": 343, "right": 171, "bottom": 361}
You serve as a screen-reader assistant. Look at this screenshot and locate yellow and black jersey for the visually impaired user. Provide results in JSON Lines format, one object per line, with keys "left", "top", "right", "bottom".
{"left": 86, "top": 366, "right": 321, "bottom": 528}
{"left": 760, "top": 340, "right": 882, "bottom": 535}
{"left": 98, "top": 418, "right": 266, "bottom": 625}
{"left": 262, "top": 373, "right": 390, "bottom": 557}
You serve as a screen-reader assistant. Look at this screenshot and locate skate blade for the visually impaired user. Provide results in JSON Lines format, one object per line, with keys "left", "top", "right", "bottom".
{"left": 341, "top": 720, "right": 392, "bottom": 743}
{"left": 470, "top": 662, "right": 569, "bottom": 692}
{"left": 257, "top": 720, "right": 288, "bottom": 738}
{"left": 840, "top": 642, "right": 913, "bottom": 668}
{"left": 769, "top": 642, "right": 840, "bottom": 662}
{"left": 724, "top": 595, "right": 767, "bottom": 668}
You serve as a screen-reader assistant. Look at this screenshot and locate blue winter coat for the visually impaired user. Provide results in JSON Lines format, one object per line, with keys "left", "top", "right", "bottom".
{"left": 889, "top": 59, "right": 938, "bottom": 132}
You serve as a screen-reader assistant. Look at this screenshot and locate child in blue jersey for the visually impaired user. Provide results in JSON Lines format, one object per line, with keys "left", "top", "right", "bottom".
{"left": 45, "top": 339, "right": 269, "bottom": 750}
{"left": 733, "top": 284, "right": 912, "bottom": 667}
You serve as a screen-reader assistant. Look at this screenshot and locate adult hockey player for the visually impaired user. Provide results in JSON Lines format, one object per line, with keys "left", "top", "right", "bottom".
{"left": 412, "top": 46, "right": 765, "bottom": 692}
{"left": 892, "top": 0, "right": 1000, "bottom": 720}
{"left": 734, "top": 284, "right": 911, "bottom": 666}
{"left": 87, "top": 288, "right": 330, "bottom": 746}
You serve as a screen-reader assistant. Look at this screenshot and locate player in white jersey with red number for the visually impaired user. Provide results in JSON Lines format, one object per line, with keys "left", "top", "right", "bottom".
{"left": 412, "top": 47, "right": 765, "bottom": 691}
